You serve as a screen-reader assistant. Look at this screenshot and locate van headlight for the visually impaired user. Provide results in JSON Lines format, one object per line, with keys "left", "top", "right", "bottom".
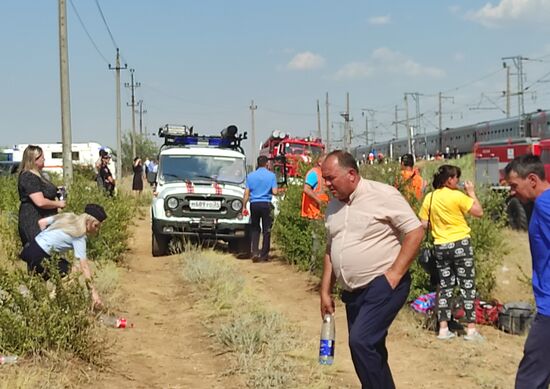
{"left": 231, "top": 199, "right": 243, "bottom": 212}
{"left": 167, "top": 197, "right": 179, "bottom": 209}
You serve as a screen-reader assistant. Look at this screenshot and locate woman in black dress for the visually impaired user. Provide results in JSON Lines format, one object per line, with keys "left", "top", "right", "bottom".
{"left": 18, "top": 145, "right": 66, "bottom": 246}
{"left": 132, "top": 157, "right": 144, "bottom": 195}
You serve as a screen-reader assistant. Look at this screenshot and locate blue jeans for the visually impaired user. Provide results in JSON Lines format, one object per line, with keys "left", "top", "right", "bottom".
{"left": 342, "top": 272, "right": 411, "bottom": 389}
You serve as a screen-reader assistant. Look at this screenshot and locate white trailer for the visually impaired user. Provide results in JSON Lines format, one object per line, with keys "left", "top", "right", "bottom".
{"left": 2, "top": 142, "right": 116, "bottom": 178}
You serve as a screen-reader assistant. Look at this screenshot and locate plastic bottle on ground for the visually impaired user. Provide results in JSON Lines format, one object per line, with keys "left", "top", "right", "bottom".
{"left": 0, "top": 355, "right": 18, "bottom": 365}
{"left": 319, "top": 313, "right": 335, "bottom": 365}
{"left": 100, "top": 315, "right": 128, "bottom": 328}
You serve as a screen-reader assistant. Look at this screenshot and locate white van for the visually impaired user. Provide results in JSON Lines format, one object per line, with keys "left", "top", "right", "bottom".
{"left": 3, "top": 142, "right": 116, "bottom": 178}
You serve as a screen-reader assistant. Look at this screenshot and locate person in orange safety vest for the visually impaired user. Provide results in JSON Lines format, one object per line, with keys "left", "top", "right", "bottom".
{"left": 399, "top": 153, "right": 425, "bottom": 201}
{"left": 301, "top": 155, "right": 329, "bottom": 219}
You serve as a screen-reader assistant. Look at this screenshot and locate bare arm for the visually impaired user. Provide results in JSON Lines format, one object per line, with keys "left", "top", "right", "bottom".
{"left": 78, "top": 258, "right": 102, "bottom": 308}
{"left": 29, "top": 192, "right": 65, "bottom": 210}
{"left": 271, "top": 187, "right": 278, "bottom": 196}
{"left": 303, "top": 184, "right": 323, "bottom": 206}
{"left": 464, "top": 181, "right": 483, "bottom": 218}
{"left": 385, "top": 225, "right": 425, "bottom": 288}
{"left": 243, "top": 188, "right": 250, "bottom": 206}
{"left": 319, "top": 246, "right": 336, "bottom": 318}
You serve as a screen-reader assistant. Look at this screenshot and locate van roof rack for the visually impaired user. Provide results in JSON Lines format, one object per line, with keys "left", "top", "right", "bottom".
{"left": 158, "top": 124, "right": 247, "bottom": 153}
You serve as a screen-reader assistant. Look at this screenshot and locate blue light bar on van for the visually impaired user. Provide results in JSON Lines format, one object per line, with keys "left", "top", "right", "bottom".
{"left": 166, "top": 135, "right": 231, "bottom": 147}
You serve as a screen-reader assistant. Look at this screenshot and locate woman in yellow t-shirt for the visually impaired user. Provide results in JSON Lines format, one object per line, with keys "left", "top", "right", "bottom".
{"left": 419, "top": 165, "right": 484, "bottom": 341}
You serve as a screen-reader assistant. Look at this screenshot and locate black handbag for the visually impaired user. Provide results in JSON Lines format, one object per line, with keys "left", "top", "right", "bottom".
{"left": 418, "top": 192, "right": 438, "bottom": 284}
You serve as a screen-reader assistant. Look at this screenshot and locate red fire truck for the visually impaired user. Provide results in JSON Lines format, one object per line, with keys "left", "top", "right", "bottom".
{"left": 259, "top": 130, "right": 325, "bottom": 181}
{"left": 474, "top": 137, "right": 550, "bottom": 230}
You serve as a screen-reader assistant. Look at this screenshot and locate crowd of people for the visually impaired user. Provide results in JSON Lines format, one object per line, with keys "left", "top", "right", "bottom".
{"left": 12, "top": 144, "right": 549, "bottom": 388}
{"left": 298, "top": 150, "right": 548, "bottom": 388}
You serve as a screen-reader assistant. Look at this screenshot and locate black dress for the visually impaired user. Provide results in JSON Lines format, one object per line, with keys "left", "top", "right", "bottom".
{"left": 132, "top": 164, "right": 143, "bottom": 191}
{"left": 18, "top": 171, "right": 58, "bottom": 246}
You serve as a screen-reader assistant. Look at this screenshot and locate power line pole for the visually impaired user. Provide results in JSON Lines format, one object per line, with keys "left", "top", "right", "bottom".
{"left": 316, "top": 99, "right": 322, "bottom": 140}
{"left": 340, "top": 93, "right": 351, "bottom": 151}
{"left": 394, "top": 105, "right": 399, "bottom": 140}
{"left": 136, "top": 100, "right": 147, "bottom": 135}
{"left": 502, "top": 56, "right": 528, "bottom": 136}
{"left": 109, "top": 48, "right": 127, "bottom": 180}
{"left": 438, "top": 92, "right": 454, "bottom": 154}
{"left": 249, "top": 100, "right": 257, "bottom": 163}
{"left": 325, "top": 92, "right": 330, "bottom": 151}
{"left": 505, "top": 64, "right": 511, "bottom": 118}
{"left": 404, "top": 94, "right": 411, "bottom": 153}
{"left": 125, "top": 68, "right": 140, "bottom": 159}
{"left": 58, "top": 0, "right": 73, "bottom": 184}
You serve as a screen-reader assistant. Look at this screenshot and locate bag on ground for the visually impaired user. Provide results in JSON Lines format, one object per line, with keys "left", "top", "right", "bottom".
{"left": 498, "top": 302, "right": 534, "bottom": 335}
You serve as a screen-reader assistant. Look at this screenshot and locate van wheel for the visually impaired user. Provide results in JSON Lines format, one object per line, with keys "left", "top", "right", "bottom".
{"left": 507, "top": 197, "right": 528, "bottom": 231}
{"left": 152, "top": 231, "right": 169, "bottom": 257}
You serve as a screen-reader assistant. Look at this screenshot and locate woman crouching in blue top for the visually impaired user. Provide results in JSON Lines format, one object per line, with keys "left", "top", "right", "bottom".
{"left": 20, "top": 203, "right": 107, "bottom": 309}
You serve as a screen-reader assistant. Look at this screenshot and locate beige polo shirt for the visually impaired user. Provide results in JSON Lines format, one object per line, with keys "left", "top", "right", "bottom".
{"left": 325, "top": 178, "right": 421, "bottom": 291}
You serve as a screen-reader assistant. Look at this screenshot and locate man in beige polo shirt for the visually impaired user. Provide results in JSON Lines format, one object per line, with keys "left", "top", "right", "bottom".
{"left": 320, "top": 150, "right": 424, "bottom": 389}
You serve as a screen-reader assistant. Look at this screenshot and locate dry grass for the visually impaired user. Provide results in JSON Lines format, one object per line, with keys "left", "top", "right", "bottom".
{"left": 180, "top": 247, "right": 329, "bottom": 388}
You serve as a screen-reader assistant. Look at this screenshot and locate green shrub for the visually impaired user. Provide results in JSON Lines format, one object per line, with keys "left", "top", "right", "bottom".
{"left": 272, "top": 182, "right": 326, "bottom": 274}
{"left": 0, "top": 264, "right": 106, "bottom": 363}
{"left": 273, "top": 156, "right": 508, "bottom": 301}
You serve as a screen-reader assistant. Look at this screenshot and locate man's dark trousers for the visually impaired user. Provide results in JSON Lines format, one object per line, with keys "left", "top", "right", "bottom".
{"left": 250, "top": 202, "right": 272, "bottom": 260}
{"left": 515, "top": 313, "right": 550, "bottom": 389}
{"left": 342, "top": 272, "right": 411, "bottom": 389}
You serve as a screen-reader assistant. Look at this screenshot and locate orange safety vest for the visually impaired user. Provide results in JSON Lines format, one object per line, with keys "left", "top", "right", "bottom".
{"left": 301, "top": 167, "right": 329, "bottom": 219}
{"left": 401, "top": 169, "right": 423, "bottom": 200}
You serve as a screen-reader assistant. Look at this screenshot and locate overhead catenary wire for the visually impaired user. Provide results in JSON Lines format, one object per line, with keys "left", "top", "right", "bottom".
{"left": 68, "top": 0, "right": 109, "bottom": 64}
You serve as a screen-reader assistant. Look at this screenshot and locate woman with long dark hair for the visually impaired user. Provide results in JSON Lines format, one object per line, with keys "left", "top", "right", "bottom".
{"left": 18, "top": 145, "right": 66, "bottom": 246}
{"left": 418, "top": 165, "right": 484, "bottom": 341}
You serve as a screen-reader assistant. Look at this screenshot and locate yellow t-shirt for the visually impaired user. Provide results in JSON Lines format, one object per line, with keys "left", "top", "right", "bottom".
{"left": 418, "top": 187, "right": 474, "bottom": 245}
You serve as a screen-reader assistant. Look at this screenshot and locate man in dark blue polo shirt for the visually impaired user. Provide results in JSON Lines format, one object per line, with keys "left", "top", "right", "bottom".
{"left": 505, "top": 154, "right": 550, "bottom": 389}
{"left": 243, "top": 155, "right": 278, "bottom": 262}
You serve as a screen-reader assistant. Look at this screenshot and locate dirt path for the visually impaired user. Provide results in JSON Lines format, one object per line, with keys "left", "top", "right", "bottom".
{"left": 90, "top": 213, "right": 532, "bottom": 388}
{"left": 88, "top": 215, "right": 242, "bottom": 389}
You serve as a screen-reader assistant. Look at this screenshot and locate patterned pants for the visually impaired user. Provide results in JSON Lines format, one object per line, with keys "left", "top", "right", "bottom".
{"left": 434, "top": 238, "right": 476, "bottom": 323}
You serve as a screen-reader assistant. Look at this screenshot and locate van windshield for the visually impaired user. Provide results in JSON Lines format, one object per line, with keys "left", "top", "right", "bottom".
{"left": 159, "top": 155, "right": 246, "bottom": 184}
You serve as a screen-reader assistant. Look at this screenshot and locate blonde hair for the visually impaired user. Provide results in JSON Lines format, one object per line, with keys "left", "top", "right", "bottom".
{"left": 48, "top": 213, "right": 99, "bottom": 238}
{"left": 19, "top": 145, "right": 44, "bottom": 177}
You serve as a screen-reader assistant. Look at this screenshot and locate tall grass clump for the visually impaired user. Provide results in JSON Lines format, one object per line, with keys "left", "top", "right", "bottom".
{"left": 180, "top": 247, "right": 325, "bottom": 388}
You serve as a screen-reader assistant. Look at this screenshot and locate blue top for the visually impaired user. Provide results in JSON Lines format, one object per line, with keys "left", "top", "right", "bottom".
{"left": 528, "top": 189, "right": 550, "bottom": 316}
{"left": 305, "top": 169, "right": 319, "bottom": 189}
{"left": 35, "top": 217, "right": 87, "bottom": 260}
{"left": 246, "top": 167, "right": 277, "bottom": 203}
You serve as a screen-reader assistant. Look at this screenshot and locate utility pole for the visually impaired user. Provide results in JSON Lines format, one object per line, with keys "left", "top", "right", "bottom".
{"left": 316, "top": 99, "right": 322, "bottom": 140}
{"left": 394, "top": 105, "right": 399, "bottom": 140}
{"left": 249, "top": 100, "right": 257, "bottom": 162}
{"left": 125, "top": 68, "right": 140, "bottom": 159}
{"left": 404, "top": 94, "right": 411, "bottom": 153}
{"left": 109, "top": 48, "right": 127, "bottom": 180}
{"left": 58, "top": 0, "right": 73, "bottom": 184}
{"left": 502, "top": 56, "right": 528, "bottom": 136}
{"left": 340, "top": 93, "right": 351, "bottom": 151}
{"left": 136, "top": 100, "right": 147, "bottom": 135}
{"left": 504, "top": 64, "right": 511, "bottom": 118}
{"left": 325, "top": 92, "right": 330, "bottom": 151}
{"left": 438, "top": 92, "right": 454, "bottom": 154}
{"left": 405, "top": 92, "right": 422, "bottom": 156}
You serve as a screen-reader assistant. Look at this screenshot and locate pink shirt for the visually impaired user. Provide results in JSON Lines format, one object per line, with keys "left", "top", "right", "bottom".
{"left": 325, "top": 178, "right": 421, "bottom": 291}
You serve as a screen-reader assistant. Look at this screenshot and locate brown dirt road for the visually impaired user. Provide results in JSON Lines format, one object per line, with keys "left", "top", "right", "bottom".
{"left": 90, "top": 214, "right": 533, "bottom": 388}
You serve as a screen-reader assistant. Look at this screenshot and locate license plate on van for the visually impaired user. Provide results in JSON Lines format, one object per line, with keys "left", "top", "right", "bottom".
{"left": 189, "top": 200, "right": 221, "bottom": 210}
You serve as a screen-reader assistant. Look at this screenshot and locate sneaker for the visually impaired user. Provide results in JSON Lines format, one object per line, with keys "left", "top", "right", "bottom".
{"left": 437, "top": 331, "right": 456, "bottom": 340}
{"left": 464, "top": 331, "right": 484, "bottom": 342}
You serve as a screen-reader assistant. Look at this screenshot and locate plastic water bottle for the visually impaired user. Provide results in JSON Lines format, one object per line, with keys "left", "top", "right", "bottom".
{"left": 319, "top": 314, "right": 335, "bottom": 365}
{"left": 100, "top": 315, "right": 128, "bottom": 329}
{"left": 57, "top": 186, "right": 67, "bottom": 201}
{"left": 0, "top": 355, "right": 18, "bottom": 365}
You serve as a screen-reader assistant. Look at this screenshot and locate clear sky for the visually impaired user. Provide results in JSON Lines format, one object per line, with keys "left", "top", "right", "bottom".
{"left": 2, "top": 0, "right": 550, "bottom": 157}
